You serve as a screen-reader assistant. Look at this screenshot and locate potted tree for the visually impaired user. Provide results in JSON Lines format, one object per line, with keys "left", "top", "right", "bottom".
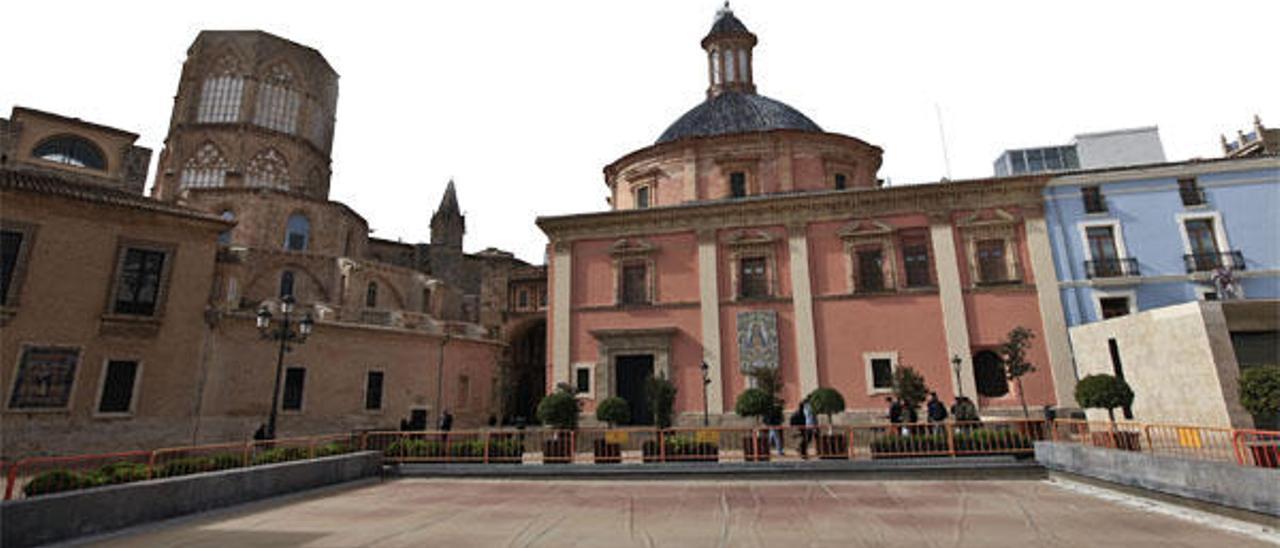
{"left": 872, "top": 366, "right": 932, "bottom": 458}
{"left": 1074, "top": 374, "right": 1139, "bottom": 451}
{"left": 1238, "top": 366, "right": 1280, "bottom": 467}
{"left": 999, "top": 326, "right": 1037, "bottom": 419}
{"left": 806, "top": 387, "right": 848, "bottom": 459}
{"left": 735, "top": 387, "right": 774, "bottom": 462}
{"left": 536, "top": 383, "right": 580, "bottom": 463}
{"left": 594, "top": 396, "right": 630, "bottom": 464}
{"left": 642, "top": 375, "right": 677, "bottom": 462}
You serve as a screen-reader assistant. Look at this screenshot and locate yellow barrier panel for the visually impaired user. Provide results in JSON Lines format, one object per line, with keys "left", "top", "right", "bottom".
{"left": 695, "top": 430, "right": 719, "bottom": 444}
{"left": 605, "top": 431, "right": 629, "bottom": 444}
{"left": 1177, "top": 427, "right": 1203, "bottom": 449}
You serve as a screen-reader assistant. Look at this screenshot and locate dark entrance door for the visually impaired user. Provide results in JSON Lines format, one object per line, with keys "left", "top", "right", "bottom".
{"left": 615, "top": 354, "right": 654, "bottom": 426}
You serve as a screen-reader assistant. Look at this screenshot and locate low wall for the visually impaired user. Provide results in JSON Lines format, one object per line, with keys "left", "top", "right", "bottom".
{"left": 1, "top": 451, "right": 382, "bottom": 548}
{"left": 1034, "top": 441, "right": 1278, "bottom": 516}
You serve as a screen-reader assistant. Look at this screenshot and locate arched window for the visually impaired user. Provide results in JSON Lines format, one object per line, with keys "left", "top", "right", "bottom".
{"left": 181, "top": 142, "right": 230, "bottom": 189}
{"left": 365, "top": 282, "right": 378, "bottom": 308}
{"left": 32, "top": 135, "right": 106, "bottom": 170}
{"left": 284, "top": 213, "right": 310, "bottom": 251}
{"left": 279, "top": 271, "right": 295, "bottom": 298}
{"left": 197, "top": 55, "right": 245, "bottom": 123}
{"left": 254, "top": 63, "right": 300, "bottom": 134}
{"left": 246, "top": 148, "right": 289, "bottom": 190}
{"left": 973, "top": 350, "right": 1009, "bottom": 397}
{"left": 218, "top": 210, "right": 235, "bottom": 245}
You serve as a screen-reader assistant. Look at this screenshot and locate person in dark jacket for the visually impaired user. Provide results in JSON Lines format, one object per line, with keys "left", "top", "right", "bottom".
{"left": 926, "top": 392, "right": 948, "bottom": 434}
{"left": 789, "top": 405, "right": 807, "bottom": 457}
{"left": 439, "top": 409, "right": 454, "bottom": 431}
{"left": 763, "top": 401, "right": 785, "bottom": 456}
{"left": 887, "top": 397, "right": 903, "bottom": 424}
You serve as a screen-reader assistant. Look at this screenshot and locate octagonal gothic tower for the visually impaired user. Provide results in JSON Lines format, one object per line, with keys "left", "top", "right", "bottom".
{"left": 152, "top": 31, "right": 339, "bottom": 201}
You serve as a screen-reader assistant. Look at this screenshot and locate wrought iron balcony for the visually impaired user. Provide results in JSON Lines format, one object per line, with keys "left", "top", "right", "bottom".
{"left": 1084, "top": 258, "right": 1140, "bottom": 279}
{"left": 1183, "top": 250, "right": 1246, "bottom": 273}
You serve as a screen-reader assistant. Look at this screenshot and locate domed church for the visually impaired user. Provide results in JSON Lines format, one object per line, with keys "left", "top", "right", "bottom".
{"left": 539, "top": 5, "right": 1076, "bottom": 425}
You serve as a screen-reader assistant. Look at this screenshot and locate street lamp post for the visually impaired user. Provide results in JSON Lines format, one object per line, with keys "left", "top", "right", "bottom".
{"left": 257, "top": 295, "right": 314, "bottom": 440}
{"left": 700, "top": 361, "right": 711, "bottom": 426}
{"left": 951, "top": 354, "right": 964, "bottom": 398}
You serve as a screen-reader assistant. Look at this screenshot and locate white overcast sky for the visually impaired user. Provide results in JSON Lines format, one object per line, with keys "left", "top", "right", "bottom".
{"left": 3, "top": 0, "right": 1276, "bottom": 263}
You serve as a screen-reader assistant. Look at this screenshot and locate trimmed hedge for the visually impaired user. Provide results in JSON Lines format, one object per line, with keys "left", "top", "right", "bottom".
{"left": 869, "top": 429, "right": 1032, "bottom": 456}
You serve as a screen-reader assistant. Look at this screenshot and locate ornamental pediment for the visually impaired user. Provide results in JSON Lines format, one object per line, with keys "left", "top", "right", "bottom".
{"left": 837, "top": 219, "right": 894, "bottom": 239}
{"left": 609, "top": 237, "right": 657, "bottom": 256}
{"left": 956, "top": 208, "right": 1017, "bottom": 228}
{"left": 622, "top": 167, "right": 666, "bottom": 184}
{"left": 726, "top": 229, "right": 776, "bottom": 247}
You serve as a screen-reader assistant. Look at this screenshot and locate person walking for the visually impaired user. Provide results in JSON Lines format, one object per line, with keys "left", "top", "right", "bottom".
{"left": 926, "top": 392, "right": 948, "bottom": 434}
{"left": 764, "top": 400, "right": 785, "bottom": 456}
{"left": 800, "top": 397, "right": 817, "bottom": 459}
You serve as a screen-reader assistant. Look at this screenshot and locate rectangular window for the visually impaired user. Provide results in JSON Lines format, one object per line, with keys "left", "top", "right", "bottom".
{"left": 976, "top": 239, "right": 1007, "bottom": 284}
{"left": 1178, "top": 178, "right": 1204, "bottom": 206}
{"left": 1086, "top": 226, "right": 1121, "bottom": 277}
{"left": 1100, "top": 296, "right": 1131, "bottom": 319}
{"left": 739, "top": 256, "right": 768, "bottom": 298}
{"left": 365, "top": 371, "right": 384, "bottom": 411}
{"left": 1010, "top": 151, "right": 1027, "bottom": 174}
{"left": 1026, "top": 149, "right": 1044, "bottom": 172}
{"left": 1063, "top": 146, "right": 1080, "bottom": 170}
{"left": 903, "top": 242, "right": 931, "bottom": 287}
{"left": 113, "top": 248, "right": 167, "bottom": 316}
{"left": 1081, "top": 186, "right": 1106, "bottom": 213}
{"left": 834, "top": 173, "right": 847, "bottom": 190}
{"left": 282, "top": 367, "right": 306, "bottom": 411}
{"left": 856, "top": 247, "right": 885, "bottom": 292}
{"left": 729, "top": 172, "right": 747, "bottom": 198}
{"left": 1184, "top": 218, "right": 1220, "bottom": 271}
{"left": 98, "top": 360, "right": 139, "bottom": 414}
{"left": 870, "top": 358, "right": 893, "bottom": 390}
{"left": 1, "top": 229, "right": 24, "bottom": 305}
{"left": 635, "top": 186, "right": 650, "bottom": 209}
{"left": 575, "top": 367, "right": 591, "bottom": 394}
{"left": 621, "top": 263, "right": 649, "bottom": 305}
{"left": 8, "top": 346, "right": 79, "bottom": 410}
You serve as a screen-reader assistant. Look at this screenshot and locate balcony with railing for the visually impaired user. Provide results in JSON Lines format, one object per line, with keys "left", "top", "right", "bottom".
{"left": 1183, "top": 250, "right": 1245, "bottom": 273}
{"left": 1084, "top": 258, "right": 1140, "bottom": 279}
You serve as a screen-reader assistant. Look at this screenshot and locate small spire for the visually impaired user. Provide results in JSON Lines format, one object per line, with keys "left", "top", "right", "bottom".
{"left": 437, "top": 179, "right": 460, "bottom": 216}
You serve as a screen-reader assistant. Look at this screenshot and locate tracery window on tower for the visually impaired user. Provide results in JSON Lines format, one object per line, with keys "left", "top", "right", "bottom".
{"left": 179, "top": 142, "right": 230, "bottom": 189}
{"left": 738, "top": 49, "right": 749, "bottom": 82}
{"left": 196, "top": 55, "right": 244, "bottom": 123}
{"left": 254, "top": 63, "right": 301, "bottom": 134}
{"left": 724, "top": 49, "right": 735, "bottom": 82}
{"left": 246, "top": 148, "right": 289, "bottom": 190}
{"left": 711, "top": 48, "right": 722, "bottom": 85}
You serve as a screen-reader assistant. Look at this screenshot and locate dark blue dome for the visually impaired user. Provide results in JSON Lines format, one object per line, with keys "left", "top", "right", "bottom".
{"left": 656, "top": 92, "right": 822, "bottom": 145}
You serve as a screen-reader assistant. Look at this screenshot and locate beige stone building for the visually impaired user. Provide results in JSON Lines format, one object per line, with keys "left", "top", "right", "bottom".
{"left": 1069, "top": 300, "right": 1279, "bottom": 428}
{"left": 1, "top": 30, "right": 542, "bottom": 458}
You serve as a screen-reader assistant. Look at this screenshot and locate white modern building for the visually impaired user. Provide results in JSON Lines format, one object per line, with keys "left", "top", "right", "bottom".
{"left": 994, "top": 126, "right": 1166, "bottom": 176}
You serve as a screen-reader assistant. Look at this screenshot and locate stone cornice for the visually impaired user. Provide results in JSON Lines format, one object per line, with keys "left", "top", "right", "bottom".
{"left": 539, "top": 175, "right": 1049, "bottom": 242}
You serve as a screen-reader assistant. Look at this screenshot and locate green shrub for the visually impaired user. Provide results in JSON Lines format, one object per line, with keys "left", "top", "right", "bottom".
{"left": 314, "top": 442, "right": 351, "bottom": 458}
{"left": 23, "top": 469, "right": 96, "bottom": 497}
{"left": 1074, "top": 374, "right": 1134, "bottom": 422}
{"left": 537, "top": 385, "right": 581, "bottom": 430}
{"left": 892, "top": 366, "right": 929, "bottom": 412}
{"left": 734, "top": 387, "right": 773, "bottom": 423}
{"left": 252, "top": 446, "right": 309, "bottom": 465}
{"left": 210, "top": 452, "right": 245, "bottom": 470}
{"left": 596, "top": 397, "right": 631, "bottom": 427}
{"left": 806, "top": 387, "right": 846, "bottom": 425}
{"left": 385, "top": 439, "right": 443, "bottom": 458}
{"left": 95, "top": 462, "right": 149, "bottom": 485}
{"left": 646, "top": 375, "right": 678, "bottom": 429}
{"left": 1239, "top": 366, "right": 1280, "bottom": 419}
{"left": 156, "top": 457, "right": 216, "bottom": 478}
{"left": 486, "top": 437, "right": 523, "bottom": 458}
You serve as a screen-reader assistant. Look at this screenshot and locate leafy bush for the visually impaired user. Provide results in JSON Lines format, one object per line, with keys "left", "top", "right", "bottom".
{"left": 94, "top": 462, "right": 149, "bottom": 485}
{"left": 646, "top": 375, "right": 677, "bottom": 429}
{"left": 1239, "top": 366, "right": 1280, "bottom": 419}
{"left": 596, "top": 397, "right": 631, "bottom": 427}
{"left": 806, "top": 387, "right": 846, "bottom": 425}
{"left": 313, "top": 442, "right": 352, "bottom": 458}
{"left": 892, "top": 366, "right": 929, "bottom": 412}
{"left": 252, "top": 446, "right": 310, "bottom": 465}
{"left": 663, "top": 435, "right": 718, "bottom": 456}
{"left": 1074, "top": 374, "right": 1134, "bottom": 422}
{"left": 868, "top": 429, "right": 1032, "bottom": 455}
{"left": 385, "top": 439, "right": 441, "bottom": 457}
{"left": 23, "top": 469, "right": 98, "bottom": 497}
{"left": 537, "top": 385, "right": 581, "bottom": 430}
{"left": 487, "top": 437, "right": 524, "bottom": 458}
{"left": 734, "top": 387, "right": 773, "bottom": 422}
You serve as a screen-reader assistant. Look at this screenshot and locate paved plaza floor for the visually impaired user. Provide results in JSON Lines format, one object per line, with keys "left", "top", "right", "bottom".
{"left": 81, "top": 478, "right": 1276, "bottom": 547}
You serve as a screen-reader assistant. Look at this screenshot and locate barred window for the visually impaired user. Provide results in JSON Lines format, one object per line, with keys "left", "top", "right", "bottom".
{"left": 180, "top": 142, "right": 229, "bottom": 189}
{"left": 246, "top": 148, "right": 289, "bottom": 190}
{"left": 254, "top": 64, "right": 300, "bottom": 134}
{"left": 197, "top": 76, "right": 244, "bottom": 123}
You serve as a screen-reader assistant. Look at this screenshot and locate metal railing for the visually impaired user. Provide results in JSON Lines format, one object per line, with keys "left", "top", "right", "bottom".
{"left": 1084, "top": 258, "right": 1140, "bottom": 279}
{"left": 1183, "top": 250, "right": 1245, "bottom": 273}
{"left": 1051, "top": 419, "right": 1279, "bottom": 468}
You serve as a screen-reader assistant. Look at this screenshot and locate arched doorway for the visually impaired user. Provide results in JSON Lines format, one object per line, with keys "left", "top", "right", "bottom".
{"left": 504, "top": 318, "right": 546, "bottom": 424}
{"left": 972, "top": 350, "right": 1009, "bottom": 402}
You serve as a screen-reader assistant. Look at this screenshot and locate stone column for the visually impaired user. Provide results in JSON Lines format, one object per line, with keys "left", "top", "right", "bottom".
{"left": 1024, "top": 213, "right": 1079, "bottom": 407}
{"left": 697, "top": 229, "right": 725, "bottom": 413}
{"left": 929, "top": 220, "right": 978, "bottom": 400}
{"left": 551, "top": 240, "right": 572, "bottom": 387}
{"left": 787, "top": 224, "right": 819, "bottom": 397}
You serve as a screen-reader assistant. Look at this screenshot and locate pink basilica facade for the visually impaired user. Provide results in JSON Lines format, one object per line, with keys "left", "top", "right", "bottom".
{"left": 538, "top": 6, "right": 1075, "bottom": 424}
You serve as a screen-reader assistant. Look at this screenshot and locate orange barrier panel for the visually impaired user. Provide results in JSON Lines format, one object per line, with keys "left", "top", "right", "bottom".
{"left": 1142, "top": 424, "right": 1236, "bottom": 463}
{"left": 1234, "top": 429, "right": 1280, "bottom": 468}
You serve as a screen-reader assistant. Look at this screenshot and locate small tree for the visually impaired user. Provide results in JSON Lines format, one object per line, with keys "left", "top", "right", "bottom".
{"left": 806, "top": 387, "right": 846, "bottom": 431}
{"left": 893, "top": 366, "right": 929, "bottom": 421}
{"left": 999, "top": 326, "right": 1037, "bottom": 418}
{"left": 747, "top": 366, "right": 784, "bottom": 421}
{"left": 735, "top": 387, "right": 773, "bottom": 424}
{"left": 596, "top": 397, "right": 631, "bottom": 428}
{"left": 645, "top": 374, "right": 677, "bottom": 429}
{"left": 536, "top": 384, "right": 580, "bottom": 430}
{"left": 1074, "top": 374, "right": 1134, "bottom": 423}
{"left": 1239, "top": 366, "right": 1280, "bottom": 429}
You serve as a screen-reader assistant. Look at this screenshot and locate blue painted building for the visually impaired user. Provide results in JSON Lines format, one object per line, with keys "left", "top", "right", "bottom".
{"left": 1044, "top": 156, "right": 1280, "bottom": 327}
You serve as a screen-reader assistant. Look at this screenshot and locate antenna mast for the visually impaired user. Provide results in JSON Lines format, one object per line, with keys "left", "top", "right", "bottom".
{"left": 935, "top": 103, "right": 952, "bottom": 180}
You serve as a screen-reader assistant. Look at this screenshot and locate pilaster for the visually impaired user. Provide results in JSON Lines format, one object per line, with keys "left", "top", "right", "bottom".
{"left": 787, "top": 224, "right": 819, "bottom": 396}
{"left": 551, "top": 240, "right": 572, "bottom": 387}
{"left": 929, "top": 221, "right": 978, "bottom": 400}
{"left": 697, "top": 229, "right": 725, "bottom": 412}
{"left": 1024, "top": 214, "right": 1078, "bottom": 407}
